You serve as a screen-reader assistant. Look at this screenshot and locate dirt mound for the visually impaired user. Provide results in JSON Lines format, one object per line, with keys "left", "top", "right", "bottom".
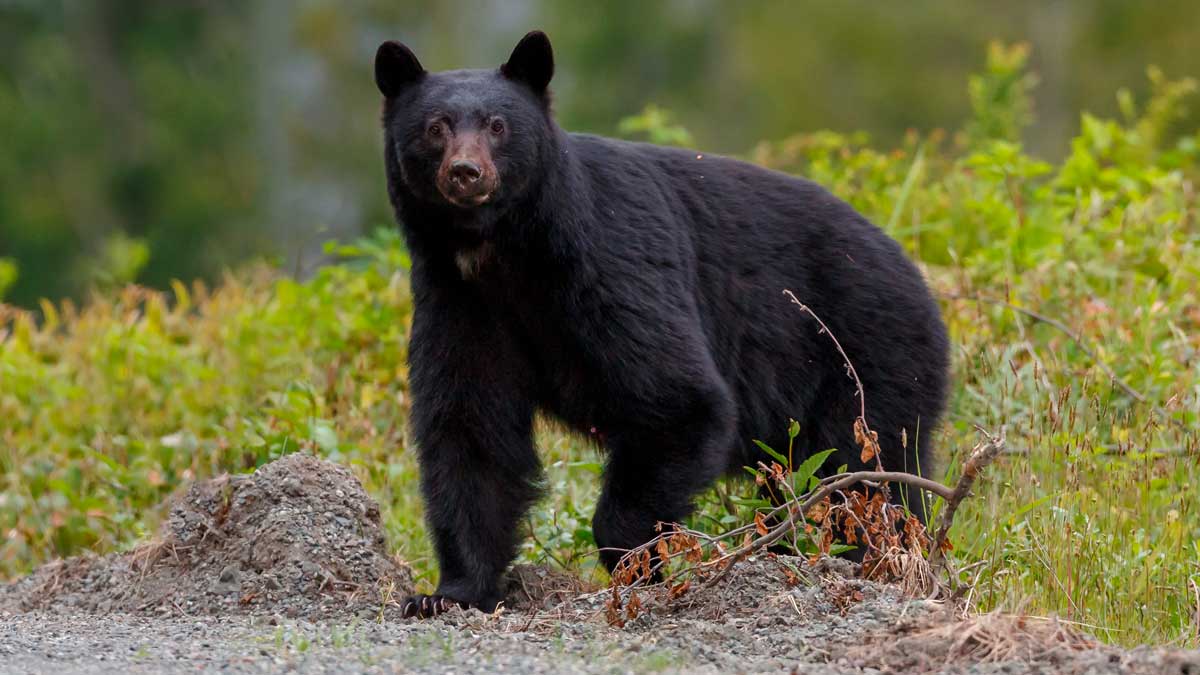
{"left": 424, "top": 555, "right": 1199, "bottom": 675}
{"left": 0, "top": 453, "right": 414, "bottom": 618}
{"left": 839, "top": 609, "right": 1200, "bottom": 674}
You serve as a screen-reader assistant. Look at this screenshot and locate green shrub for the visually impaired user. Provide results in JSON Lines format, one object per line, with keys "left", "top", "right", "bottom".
{"left": 0, "top": 259, "right": 16, "bottom": 301}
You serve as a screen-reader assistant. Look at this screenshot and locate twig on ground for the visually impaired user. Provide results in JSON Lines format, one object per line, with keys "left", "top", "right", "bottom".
{"left": 928, "top": 430, "right": 1005, "bottom": 572}
{"left": 784, "top": 290, "right": 883, "bottom": 469}
{"left": 783, "top": 289, "right": 868, "bottom": 424}
{"left": 1190, "top": 577, "right": 1200, "bottom": 643}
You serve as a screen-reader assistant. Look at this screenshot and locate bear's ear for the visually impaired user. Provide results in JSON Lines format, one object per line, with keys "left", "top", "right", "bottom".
{"left": 375, "top": 41, "right": 425, "bottom": 98}
{"left": 501, "top": 31, "right": 554, "bottom": 95}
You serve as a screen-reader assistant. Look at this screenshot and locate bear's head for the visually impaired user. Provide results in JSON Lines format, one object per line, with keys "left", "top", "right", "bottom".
{"left": 376, "top": 31, "right": 556, "bottom": 231}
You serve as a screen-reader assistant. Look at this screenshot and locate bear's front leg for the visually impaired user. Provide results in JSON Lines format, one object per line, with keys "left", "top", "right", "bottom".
{"left": 401, "top": 281, "right": 540, "bottom": 619}
{"left": 401, "top": 418, "right": 540, "bottom": 617}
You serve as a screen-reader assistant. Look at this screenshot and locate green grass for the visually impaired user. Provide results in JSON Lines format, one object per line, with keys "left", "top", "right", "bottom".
{"left": 2, "top": 45, "right": 1197, "bottom": 647}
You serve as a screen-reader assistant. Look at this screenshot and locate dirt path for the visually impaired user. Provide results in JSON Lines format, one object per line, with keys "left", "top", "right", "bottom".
{"left": 2, "top": 455, "right": 1196, "bottom": 674}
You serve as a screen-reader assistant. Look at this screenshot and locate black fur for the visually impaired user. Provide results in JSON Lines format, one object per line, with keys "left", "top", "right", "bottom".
{"left": 377, "top": 31, "right": 949, "bottom": 618}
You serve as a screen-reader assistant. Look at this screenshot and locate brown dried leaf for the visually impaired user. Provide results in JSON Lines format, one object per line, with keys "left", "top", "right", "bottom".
{"left": 808, "top": 500, "right": 830, "bottom": 524}
{"left": 855, "top": 417, "right": 880, "bottom": 464}
{"left": 820, "top": 528, "right": 833, "bottom": 554}
{"left": 605, "top": 585, "right": 625, "bottom": 627}
{"left": 754, "top": 512, "right": 770, "bottom": 536}
{"left": 771, "top": 462, "right": 786, "bottom": 481}
{"left": 870, "top": 490, "right": 886, "bottom": 509}
{"left": 626, "top": 590, "right": 642, "bottom": 620}
{"left": 605, "top": 605, "right": 625, "bottom": 627}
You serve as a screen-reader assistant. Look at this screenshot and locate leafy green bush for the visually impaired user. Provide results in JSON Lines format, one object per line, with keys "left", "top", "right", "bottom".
{"left": 748, "top": 48, "right": 1198, "bottom": 646}
{"left": 2, "top": 45, "right": 1197, "bottom": 646}
{"left": 0, "top": 259, "right": 16, "bottom": 301}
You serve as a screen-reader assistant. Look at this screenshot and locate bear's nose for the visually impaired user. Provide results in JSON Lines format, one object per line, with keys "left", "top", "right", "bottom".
{"left": 449, "top": 160, "right": 482, "bottom": 184}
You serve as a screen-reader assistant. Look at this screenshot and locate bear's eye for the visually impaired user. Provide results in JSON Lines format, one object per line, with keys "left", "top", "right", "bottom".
{"left": 489, "top": 119, "right": 505, "bottom": 136}
{"left": 427, "top": 122, "right": 444, "bottom": 138}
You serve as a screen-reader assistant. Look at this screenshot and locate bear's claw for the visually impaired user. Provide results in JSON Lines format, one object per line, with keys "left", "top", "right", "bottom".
{"left": 401, "top": 594, "right": 468, "bottom": 619}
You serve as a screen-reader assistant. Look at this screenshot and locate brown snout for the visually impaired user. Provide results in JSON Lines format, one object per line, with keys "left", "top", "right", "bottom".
{"left": 437, "top": 133, "right": 498, "bottom": 206}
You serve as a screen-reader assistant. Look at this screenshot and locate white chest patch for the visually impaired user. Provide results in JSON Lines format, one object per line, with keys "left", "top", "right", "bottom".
{"left": 455, "top": 242, "right": 494, "bottom": 280}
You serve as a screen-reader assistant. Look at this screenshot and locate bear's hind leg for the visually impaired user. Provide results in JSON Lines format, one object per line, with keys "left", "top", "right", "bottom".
{"left": 592, "top": 386, "right": 736, "bottom": 576}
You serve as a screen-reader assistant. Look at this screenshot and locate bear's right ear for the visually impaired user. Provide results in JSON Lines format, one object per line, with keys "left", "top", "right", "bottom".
{"left": 375, "top": 41, "right": 425, "bottom": 98}
{"left": 501, "top": 31, "right": 554, "bottom": 95}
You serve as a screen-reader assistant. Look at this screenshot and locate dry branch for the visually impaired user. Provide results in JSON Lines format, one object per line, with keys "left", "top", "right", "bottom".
{"left": 783, "top": 289, "right": 883, "bottom": 468}
{"left": 605, "top": 429, "right": 1006, "bottom": 615}
{"left": 1191, "top": 577, "right": 1200, "bottom": 643}
{"left": 603, "top": 292, "right": 1007, "bottom": 622}
{"left": 928, "top": 430, "right": 1005, "bottom": 571}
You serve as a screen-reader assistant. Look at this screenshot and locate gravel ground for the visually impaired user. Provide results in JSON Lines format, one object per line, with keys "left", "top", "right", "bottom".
{"left": 3, "top": 454, "right": 1197, "bottom": 675}
{"left": 3, "top": 584, "right": 1197, "bottom": 675}
{"left": 0, "top": 573, "right": 937, "bottom": 675}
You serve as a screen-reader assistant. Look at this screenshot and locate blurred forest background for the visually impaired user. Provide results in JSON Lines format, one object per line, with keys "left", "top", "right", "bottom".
{"left": 2, "top": 0, "right": 1200, "bottom": 307}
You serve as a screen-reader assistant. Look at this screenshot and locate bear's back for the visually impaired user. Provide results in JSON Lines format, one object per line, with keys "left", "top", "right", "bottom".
{"left": 561, "top": 131, "right": 948, "bottom": 473}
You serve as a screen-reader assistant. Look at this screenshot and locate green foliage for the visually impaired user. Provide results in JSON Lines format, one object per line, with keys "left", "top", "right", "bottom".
{"left": 87, "top": 233, "right": 151, "bottom": 290}
{"left": 0, "top": 259, "right": 16, "bottom": 301}
{"left": 752, "top": 60, "right": 1199, "bottom": 646}
{"left": 967, "top": 42, "right": 1038, "bottom": 144}
{"left": 0, "top": 245, "right": 419, "bottom": 574}
{"left": 2, "top": 51, "right": 1199, "bottom": 647}
{"left": 617, "top": 104, "right": 696, "bottom": 147}
{"left": 0, "top": 3, "right": 262, "bottom": 306}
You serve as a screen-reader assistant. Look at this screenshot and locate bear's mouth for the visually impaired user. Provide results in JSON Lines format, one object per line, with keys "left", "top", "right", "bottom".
{"left": 436, "top": 170, "right": 499, "bottom": 209}
{"left": 445, "top": 191, "right": 494, "bottom": 208}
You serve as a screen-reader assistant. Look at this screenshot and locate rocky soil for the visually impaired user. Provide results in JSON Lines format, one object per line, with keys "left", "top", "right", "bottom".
{"left": 2, "top": 454, "right": 413, "bottom": 620}
{"left": 2, "top": 454, "right": 1197, "bottom": 674}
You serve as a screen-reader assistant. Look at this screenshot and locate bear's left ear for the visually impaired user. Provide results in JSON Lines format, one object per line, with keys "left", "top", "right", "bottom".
{"left": 376, "top": 41, "right": 425, "bottom": 98}
{"left": 501, "top": 31, "right": 554, "bottom": 95}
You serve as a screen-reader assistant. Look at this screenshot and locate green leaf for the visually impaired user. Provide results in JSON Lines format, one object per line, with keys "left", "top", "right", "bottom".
{"left": 729, "top": 497, "right": 772, "bottom": 508}
{"left": 312, "top": 421, "right": 338, "bottom": 453}
{"left": 789, "top": 449, "right": 837, "bottom": 495}
{"left": 753, "top": 439, "right": 789, "bottom": 466}
{"left": 886, "top": 144, "right": 925, "bottom": 232}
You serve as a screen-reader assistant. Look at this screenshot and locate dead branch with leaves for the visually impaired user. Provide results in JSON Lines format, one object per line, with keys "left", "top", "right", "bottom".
{"left": 602, "top": 430, "right": 1004, "bottom": 625}
{"left": 601, "top": 292, "right": 1006, "bottom": 626}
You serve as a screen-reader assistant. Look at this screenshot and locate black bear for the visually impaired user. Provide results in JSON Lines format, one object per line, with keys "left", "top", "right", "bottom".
{"left": 375, "top": 31, "right": 949, "bottom": 618}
